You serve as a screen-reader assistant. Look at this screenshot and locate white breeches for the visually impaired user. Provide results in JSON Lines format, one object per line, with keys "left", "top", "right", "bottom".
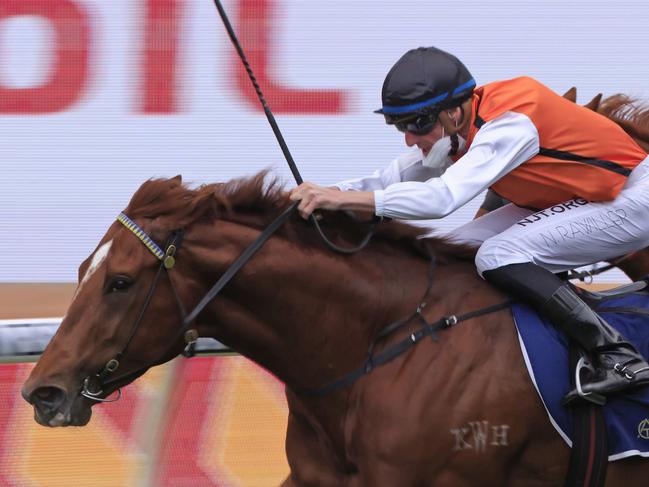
{"left": 447, "top": 156, "right": 649, "bottom": 276}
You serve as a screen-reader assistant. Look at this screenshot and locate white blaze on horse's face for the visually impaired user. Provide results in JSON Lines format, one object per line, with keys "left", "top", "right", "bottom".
{"left": 78, "top": 240, "right": 113, "bottom": 292}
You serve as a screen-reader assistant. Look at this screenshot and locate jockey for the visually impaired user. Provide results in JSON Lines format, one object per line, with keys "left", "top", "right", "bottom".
{"left": 289, "top": 46, "right": 649, "bottom": 404}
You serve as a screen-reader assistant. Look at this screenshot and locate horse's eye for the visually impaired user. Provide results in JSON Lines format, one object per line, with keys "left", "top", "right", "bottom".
{"left": 106, "top": 277, "right": 133, "bottom": 294}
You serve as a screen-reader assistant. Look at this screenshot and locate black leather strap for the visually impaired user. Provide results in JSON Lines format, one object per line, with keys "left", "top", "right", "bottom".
{"left": 297, "top": 300, "right": 513, "bottom": 397}
{"left": 183, "top": 202, "right": 298, "bottom": 327}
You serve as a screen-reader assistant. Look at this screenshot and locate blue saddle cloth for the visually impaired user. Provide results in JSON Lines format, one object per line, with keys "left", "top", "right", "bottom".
{"left": 512, "top": 292, "right": 649, "bottom": 460}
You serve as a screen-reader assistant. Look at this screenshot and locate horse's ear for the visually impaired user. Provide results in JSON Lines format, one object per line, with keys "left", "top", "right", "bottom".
{"left": 584, "top": 93, "right": 603, "bottom": 112}
{"left": 563, "top": 87, "right": 577, "bottom": 103}
{"left": 171, "top": 175, "right": 182, "bottom": 184}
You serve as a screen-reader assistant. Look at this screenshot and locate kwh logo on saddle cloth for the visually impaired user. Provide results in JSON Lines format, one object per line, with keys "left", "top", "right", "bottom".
{"left": 512, "top": 292, "right": 649, "bottom": 460}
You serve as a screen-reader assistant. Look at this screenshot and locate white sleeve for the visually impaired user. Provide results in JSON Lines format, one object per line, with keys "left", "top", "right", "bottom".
{"left": 333, "top": 148, "right": 452, "bottom": 191}
{"left": 374, "top": 111, "right": 540, "bottom": 219}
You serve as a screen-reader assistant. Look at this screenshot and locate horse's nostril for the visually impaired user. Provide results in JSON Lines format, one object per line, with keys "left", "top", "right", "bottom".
{"left": 30, "top": 386, "right": 67, "bottom": 414}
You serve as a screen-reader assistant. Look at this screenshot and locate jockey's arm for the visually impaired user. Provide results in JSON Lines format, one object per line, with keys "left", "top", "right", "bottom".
{"left": 333, "top": 148, "right": 452, "bottom": 192}
{"left": 290, "top": 111, "right": 539, "bottom": 220}
{"left": 291, "top": 149, "right": 440, "bottom": 219}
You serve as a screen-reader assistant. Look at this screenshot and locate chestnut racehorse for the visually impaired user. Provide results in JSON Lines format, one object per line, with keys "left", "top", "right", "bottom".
{"left": 21, "top": 174, "right": 649, "bottom": 486}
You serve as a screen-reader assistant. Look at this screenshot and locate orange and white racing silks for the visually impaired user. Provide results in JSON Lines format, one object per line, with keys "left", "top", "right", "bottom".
{"left": 466, "top": 77, "right": 648, "bottom": 210}
{"left": 336, "top": 75, "right": 649, "bottom": 273}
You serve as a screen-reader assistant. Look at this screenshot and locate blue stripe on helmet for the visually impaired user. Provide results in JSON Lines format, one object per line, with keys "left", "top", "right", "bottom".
{"left": 380, "top": 92, "right": 448, "bottom": 115}
{"left": 452, "top": 78, "right": 476, "bottom": 95}
{"left": 381, "top": 78, "right": 476, "bottom": 115}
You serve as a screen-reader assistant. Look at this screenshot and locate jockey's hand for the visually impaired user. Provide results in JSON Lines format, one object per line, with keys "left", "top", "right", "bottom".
{"left": 289, "top": 183, "right": 375, "bottom": 220}
{"left": 289, "top": 183, "right": 343, "bottom": 219}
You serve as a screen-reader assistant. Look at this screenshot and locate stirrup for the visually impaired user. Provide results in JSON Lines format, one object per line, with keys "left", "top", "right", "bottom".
{"left": 565, "top": 356, "right": 606, "bottom": 406}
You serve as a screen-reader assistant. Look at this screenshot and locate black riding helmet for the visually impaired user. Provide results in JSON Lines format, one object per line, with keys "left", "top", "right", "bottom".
{"left": 376, "top": 47, "right": 475, "bottom": 134}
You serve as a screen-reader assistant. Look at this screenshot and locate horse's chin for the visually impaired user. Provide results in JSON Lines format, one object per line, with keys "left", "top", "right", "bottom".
{"left": 33, "top": 398, "right": 93, "bottom": 427}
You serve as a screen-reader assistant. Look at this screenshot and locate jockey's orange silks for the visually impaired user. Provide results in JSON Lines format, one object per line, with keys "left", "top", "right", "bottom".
{"left": 465, "top": 77, "right": 648, "bottom": 209}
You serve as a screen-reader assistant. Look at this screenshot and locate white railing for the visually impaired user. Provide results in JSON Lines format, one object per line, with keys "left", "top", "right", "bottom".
{"left": 0, "top": 317, "right": 229, "bottom": 358}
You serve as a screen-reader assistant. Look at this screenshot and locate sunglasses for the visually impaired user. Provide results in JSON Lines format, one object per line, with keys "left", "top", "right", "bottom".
{"left": 388, "top": 111, "right": 439, "bottom": 136}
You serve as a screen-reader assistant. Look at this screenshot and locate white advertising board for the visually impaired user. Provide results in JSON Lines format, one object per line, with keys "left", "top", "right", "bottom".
{"left": 2, "top": 0, "right": 648, "bottom": 282}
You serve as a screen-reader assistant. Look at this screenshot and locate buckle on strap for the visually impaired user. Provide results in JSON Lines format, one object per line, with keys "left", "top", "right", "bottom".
{"left": 443, "top": 315, "right": 458, "bottom": 328}
{"left": 613, "top": 362, "right": 649, "bottom": 380}
{"left": 182, "top": 329, "right": 200, "bottom": 358}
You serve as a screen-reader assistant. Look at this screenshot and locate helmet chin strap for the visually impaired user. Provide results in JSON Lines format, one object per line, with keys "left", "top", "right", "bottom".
{"left": 449, "top": 133, "right": 460, "bottom": 155}
{"left": 437, "top": 100, "right": 472, "bottom": 156}
{"left": 438, "top": 110, "right": 461, "bottom": 155}
{"left": 440, "top": 124, "right": 460, "bottom": 157}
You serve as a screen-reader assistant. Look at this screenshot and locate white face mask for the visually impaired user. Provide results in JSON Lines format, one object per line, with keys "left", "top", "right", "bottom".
{"left": 422, "top": 130, "right": 467, "bottom": 169}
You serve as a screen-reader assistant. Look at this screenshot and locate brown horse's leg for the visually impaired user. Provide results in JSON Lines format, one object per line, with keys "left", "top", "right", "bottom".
{"left": 283, "top": 406, "right": 350, "bottom": 486}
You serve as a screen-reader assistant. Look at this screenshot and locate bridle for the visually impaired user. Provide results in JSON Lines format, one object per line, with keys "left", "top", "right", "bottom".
{"left": 80, "top": 213, "right": 191, "bottom": 401}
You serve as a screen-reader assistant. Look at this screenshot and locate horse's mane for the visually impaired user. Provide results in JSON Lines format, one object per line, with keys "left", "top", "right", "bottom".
{"left": 598, "top": 94, "right": 649, "bottom": 149}
{"left": 124, "top": 173, "right": 477, "bottom": 263}
{"left": 599, "top": 94, "right": 649, "bottom": 126}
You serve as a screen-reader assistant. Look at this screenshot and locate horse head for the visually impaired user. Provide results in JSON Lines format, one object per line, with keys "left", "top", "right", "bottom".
{"left": 21, "top": 176, "right": 203, "bottom": 426}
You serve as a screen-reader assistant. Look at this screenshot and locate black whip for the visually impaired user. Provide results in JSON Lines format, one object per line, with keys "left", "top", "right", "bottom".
{"left": 210, "top": 0, "right": 380, "bottom": 254}
{"left": 211, "top": 0, "right": 303, "bottom": 185}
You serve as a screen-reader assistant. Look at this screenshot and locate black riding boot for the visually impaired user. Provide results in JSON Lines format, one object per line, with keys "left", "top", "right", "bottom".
{"left": 483, "top": 262, "right": 649, "bottom": 404}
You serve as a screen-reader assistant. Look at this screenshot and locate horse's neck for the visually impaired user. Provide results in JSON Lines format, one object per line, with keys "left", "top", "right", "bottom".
{"left": 186, "top": 218, "right": 435, "bottom": 391}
